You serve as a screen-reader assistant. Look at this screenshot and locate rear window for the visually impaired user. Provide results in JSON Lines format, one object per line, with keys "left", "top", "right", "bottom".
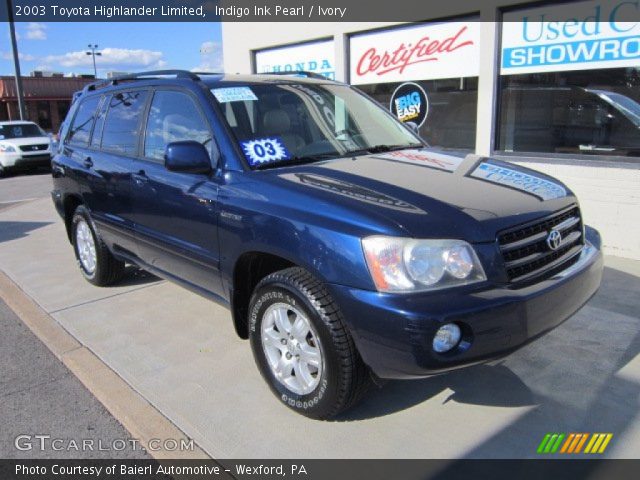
{"left": 67, "top": 96, "right": 101, "bottom": 147}
{"left": 0, "top": 123, "right": 45, "bottom": 139}
{"left": 101, "top": 90, "right": 148, "bottom": 155}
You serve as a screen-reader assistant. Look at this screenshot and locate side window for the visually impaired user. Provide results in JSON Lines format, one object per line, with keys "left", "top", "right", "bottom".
{"left": 67, "top": 95, "right": 101, "bottom": 147}
{"left": 90, "top": 94, "right": 111, "bottom": 148}
{"left": 144, "top": 90, "right": 211, "bottom": 160}
{"left": 101, "top": 90, "right": 148, "bottom": 155}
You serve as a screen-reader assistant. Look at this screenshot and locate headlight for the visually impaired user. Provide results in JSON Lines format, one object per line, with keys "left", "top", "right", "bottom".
{"left": 362, "top": 236, "right": 486, "bottom": 292}
{"left": 0, "top": 143, "right": 17, "bottom": 153}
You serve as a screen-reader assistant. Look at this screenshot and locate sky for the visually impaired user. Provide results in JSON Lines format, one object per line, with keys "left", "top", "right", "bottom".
{"left": 0, "top": 22, "right": 223, "bottom": 77}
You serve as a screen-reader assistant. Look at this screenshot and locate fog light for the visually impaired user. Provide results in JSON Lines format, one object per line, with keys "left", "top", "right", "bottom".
{"left": 433, "top": 323, "right": 461, "bottom": 353}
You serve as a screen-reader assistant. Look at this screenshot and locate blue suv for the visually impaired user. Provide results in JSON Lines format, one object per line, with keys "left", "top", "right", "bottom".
{"left": 52, "top": 70, "right": 603, "bottom": 419}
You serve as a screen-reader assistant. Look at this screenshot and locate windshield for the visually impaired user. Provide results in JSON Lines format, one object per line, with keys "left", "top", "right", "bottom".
{"left": 211, "top": 83, "right": 422, "bottom": 168}
{"left": 0, "top": 123, "right": 46, "bottom": 139}
{"left": 589, "top": 90, "right": 640, "bottom": 128}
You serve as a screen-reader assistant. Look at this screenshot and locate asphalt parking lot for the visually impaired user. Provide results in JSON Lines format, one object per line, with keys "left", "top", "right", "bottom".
{"left": 1, "top": 174, "right": 639, "bottom": 459}
{"left": 0, "top": 297, "right": 150, "bottom": 459}
{"left": 0, "top": 170, "right": 52, "bottom": 206}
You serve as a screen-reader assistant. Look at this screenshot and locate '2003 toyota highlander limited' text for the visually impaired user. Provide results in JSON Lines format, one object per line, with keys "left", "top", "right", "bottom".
{"left": 51, "top": 71, "right": 603, "bottom": 419}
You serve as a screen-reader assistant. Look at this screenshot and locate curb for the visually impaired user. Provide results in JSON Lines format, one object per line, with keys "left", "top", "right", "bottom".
{"left": 0, "top": 269, "right": 211, "bottom": 461}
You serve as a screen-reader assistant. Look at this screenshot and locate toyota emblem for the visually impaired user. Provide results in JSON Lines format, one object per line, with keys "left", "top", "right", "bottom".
{"left": 546, "top": 229, "right": 562, "bottom": 251}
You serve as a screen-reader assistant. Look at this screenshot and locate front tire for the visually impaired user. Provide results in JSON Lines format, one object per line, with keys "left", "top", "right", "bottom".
{"left": 72, "top": 205, "right": 125, "bottom": 286}
{"left": 249, "top": 267, "right": 371, "bottom": 419}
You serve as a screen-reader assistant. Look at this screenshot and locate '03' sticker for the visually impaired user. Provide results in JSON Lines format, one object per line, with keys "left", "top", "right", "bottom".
{"left": 240, "top": 137, "right": 290, "bottom": 166}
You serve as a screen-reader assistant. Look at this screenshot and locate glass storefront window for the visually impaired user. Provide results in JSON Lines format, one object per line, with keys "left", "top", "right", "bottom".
{"left": 349, "top": 19, "right": 480, "bottom": 152}
{"left": 500, "top": 1, "right": 640, "bottom": 158}
{"left": 499, "top": 68, "right": 640, "bottom": 157}
{"left": 356, "top": 77, "right": 478, "bottom": 150}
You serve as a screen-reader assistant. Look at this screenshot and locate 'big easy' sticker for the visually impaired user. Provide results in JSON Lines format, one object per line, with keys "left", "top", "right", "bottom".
{"left": 374, "top": 149, "right": 463, "bottom": 173}
{"left": 240, "top": 137, "right": 290, "bottom": 166}
{"left": 471, "top": 162, "right": 566, "bottom": 201}
{"left": 212, "top": 87, "right": 258, "bottom": 103}
{"left": 390, "top": 83, "right": 428, "bottom": 127}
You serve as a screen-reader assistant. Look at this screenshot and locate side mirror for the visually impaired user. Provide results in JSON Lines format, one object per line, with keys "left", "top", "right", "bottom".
{"left": 164, "top": 141, "right": 212, "bottom": 174}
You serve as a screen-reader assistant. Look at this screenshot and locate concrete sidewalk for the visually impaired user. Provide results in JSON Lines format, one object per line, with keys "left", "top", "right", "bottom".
{"left": 1, "top": 198, "right": 639, "bottom": 459}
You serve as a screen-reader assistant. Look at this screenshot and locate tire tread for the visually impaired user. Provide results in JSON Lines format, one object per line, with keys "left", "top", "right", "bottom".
{"left": 254, "top": 267, "right": 371, "bottom": 418}
{"left": 72, "top": 205, "right": 125, "bottom": 286}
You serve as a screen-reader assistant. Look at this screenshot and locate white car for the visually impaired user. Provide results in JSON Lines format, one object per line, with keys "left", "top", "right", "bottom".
{"left": 0, "top": 121, "right": 53, "bottom": 176}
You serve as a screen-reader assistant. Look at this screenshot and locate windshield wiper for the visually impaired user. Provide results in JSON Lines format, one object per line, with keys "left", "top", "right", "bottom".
{"left": 253, "top": 153, "right": 338, "bottom": 170}
{"left": 347, "top": 143, "right": 423, "bottom": 156}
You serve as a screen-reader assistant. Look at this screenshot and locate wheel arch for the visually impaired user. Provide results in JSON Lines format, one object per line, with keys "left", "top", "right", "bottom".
{"left": 230, "top": 251, "right": 298, "bottom": 339}
{"left": 62, "top": 193, "right": 84, "bottom": 243}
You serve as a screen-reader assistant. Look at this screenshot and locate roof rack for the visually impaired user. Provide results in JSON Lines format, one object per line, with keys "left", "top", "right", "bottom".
{"left": 258, "top": 71, "right": 329, "bottom": 80}
{"left": 84, "top": 69, "right": 210, "bottom": 92}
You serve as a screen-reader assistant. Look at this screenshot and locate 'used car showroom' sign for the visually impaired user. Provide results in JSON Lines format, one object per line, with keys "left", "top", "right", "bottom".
{"left": 254, "top": 40, "right": 335, "bottom": 79}
{"left": 502, "top": 0, "right": 640, "bottom": 74}
{"left": 349, "top": 21, "right": 480, "bottom": 85}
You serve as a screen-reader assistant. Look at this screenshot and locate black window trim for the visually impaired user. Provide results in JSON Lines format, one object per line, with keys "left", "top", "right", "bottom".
{"left": 139, "top": 85, "right": 217, "bottom": 167}
{"left": 65, "top": 93, "right": 103, "bottom": 148}
{"left": 89, "top": 94, "right": 111, "bottom": 149}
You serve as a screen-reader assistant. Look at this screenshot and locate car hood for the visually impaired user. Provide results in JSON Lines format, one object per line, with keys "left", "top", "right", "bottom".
{"left": 271, "top": 149, "right": 577, "bottom": 242}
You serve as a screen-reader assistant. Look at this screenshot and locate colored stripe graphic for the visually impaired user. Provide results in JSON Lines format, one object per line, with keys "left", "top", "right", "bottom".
{"left": 537, "top": 433, "right": 565, "bottom": 453}
{"left": 585, "top": 433, "right": 614, "bottom": 454}
{"left": 539, "top": 433, "right": 613, "bottom": 454}
{"left": 537, "top": 434, "right": 551, "bottom": 454}
{"left": 551, "top": 434, "right": 565, "bottom": 453}
{"left": 574, "top": 433, "right": 589, "bottom": 453}
{"left": 560, "top": 433, "right": 575, "bottom": 453}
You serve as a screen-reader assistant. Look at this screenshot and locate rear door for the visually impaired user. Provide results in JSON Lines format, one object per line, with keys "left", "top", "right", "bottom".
{"left": 61, "top": 94, "right": 102, "bottom": 200}
{"left": 131, "top": 88, "right": 223, "bottom": 295}
{"left": 87, "top": 89, "right": 149, "bottom": 255}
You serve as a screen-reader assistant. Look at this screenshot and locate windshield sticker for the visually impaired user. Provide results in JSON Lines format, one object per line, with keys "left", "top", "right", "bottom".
{"left": 374, "top": 149, "right": 463, "bottom": 173}
{"left": 213, "top": 87, "right": 258, "bottom": 103}
{"left": 240, "top": 137, "right": 290, "bottom": 166}
{"left": 471, "top": 162, "right": 566, "bottom": 201}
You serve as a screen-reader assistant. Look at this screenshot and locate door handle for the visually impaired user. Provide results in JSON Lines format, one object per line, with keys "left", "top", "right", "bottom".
{"left": 83, "top": 156, "right": 93, "bottom": 168}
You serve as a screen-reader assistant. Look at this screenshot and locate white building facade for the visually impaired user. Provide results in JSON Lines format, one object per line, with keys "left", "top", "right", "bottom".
{"left": 223, "top": 0, "right": 640, "bottom": 259}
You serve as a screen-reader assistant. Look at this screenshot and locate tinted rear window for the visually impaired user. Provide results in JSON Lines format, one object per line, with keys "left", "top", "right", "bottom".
{"left": 67, "top": 96, "right": 101, "bottom": 147}
{"left": 101, "top": 90, "right": 148, "bottom": 155}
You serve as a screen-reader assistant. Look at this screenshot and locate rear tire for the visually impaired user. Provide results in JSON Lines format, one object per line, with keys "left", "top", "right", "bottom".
{"left": 71, "top": 205, "right": 125, "bottom": 286}
{"left": 249, "top": 267, "right": 371, "bottom": 419}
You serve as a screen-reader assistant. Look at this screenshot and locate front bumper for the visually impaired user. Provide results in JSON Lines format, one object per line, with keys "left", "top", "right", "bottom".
{"left": 0, "top": 152, "right": 51, "bottom": 168}
{"left": 327, "top": 227, "right": 603, "bottom": 379}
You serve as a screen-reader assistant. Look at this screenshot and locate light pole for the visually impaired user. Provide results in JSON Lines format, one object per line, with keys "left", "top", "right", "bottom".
{"left": 86, "top": 44, "right": 102, "bottom": 78}
{"left": 6, "top": 0, "right": 26, "bottom": 120}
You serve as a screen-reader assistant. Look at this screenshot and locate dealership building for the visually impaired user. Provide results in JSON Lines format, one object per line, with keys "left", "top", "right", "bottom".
{"left": 223, "top": 0, "right": 640, "bottom": 259}
{"left": 0, "top": 75, "right": 94, "bottom": 133}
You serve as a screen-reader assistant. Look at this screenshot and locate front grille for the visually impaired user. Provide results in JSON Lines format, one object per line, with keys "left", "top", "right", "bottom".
{"left": 498, "top": 206, "right": 584, "bottom": 284}
{"left": 19, "top": 144, "right": 48, "bottom": 152}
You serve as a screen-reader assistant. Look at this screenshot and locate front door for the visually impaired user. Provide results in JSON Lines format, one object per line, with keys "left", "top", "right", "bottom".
{"left": 130, "top": 89, "right": 223, "bottom": 295}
